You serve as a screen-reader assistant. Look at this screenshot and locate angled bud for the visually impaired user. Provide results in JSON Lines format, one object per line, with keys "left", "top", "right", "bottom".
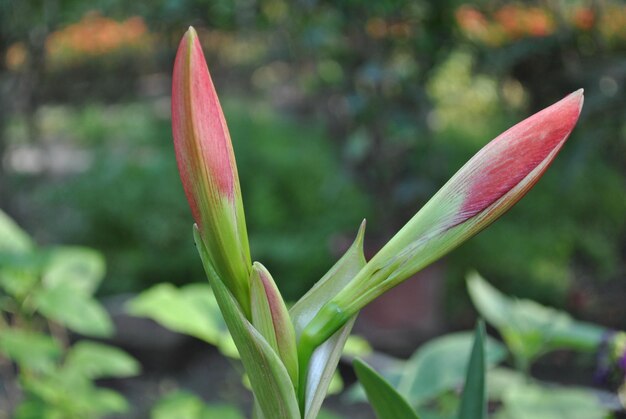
{"left": 301, "top": 90, "right": 584, "bottom": 349}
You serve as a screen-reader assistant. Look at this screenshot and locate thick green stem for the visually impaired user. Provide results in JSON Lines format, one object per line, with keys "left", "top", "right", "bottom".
{"left": 296, "top": 302, "right": 350, "bottom": 414}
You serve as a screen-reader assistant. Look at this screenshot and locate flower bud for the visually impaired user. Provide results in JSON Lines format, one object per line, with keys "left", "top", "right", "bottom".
{"left": 302, "top": 90, "right": 584, "bottom": 349}
{"left": 250, "top": 262, "right": 299, "bottom": 386}
{"left": 172, "top": 27, "right": 252, "bottom": 314}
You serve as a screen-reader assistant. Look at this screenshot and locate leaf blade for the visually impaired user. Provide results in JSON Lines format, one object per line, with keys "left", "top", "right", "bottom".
{"left": 353, "top": 358, "right": 420, "bottom": 419}
{"left": 457, "top": 321, "right": 487, "bottom": 419}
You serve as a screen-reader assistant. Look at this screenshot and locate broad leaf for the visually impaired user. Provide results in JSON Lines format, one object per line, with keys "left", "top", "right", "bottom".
{"left": 194, "top": 226, "right": 299, "bottom": 419}
{"left": 0, "top": 209, "right": 33, "bottom": 253}
{"left": 290, "top": 221, "right": 366, "bottom": 419}
{"left": 457, "top": 321, "right": 486, "bottom": 419}
{"left": 127, "top": 282, "right": 236, "bottom": 357}
{"left": 396, "top": 331, "right": 506, "bottom": 405}
{"left": 467, "top": 273, "right": 604, "bottom": 363}
{"left": 497, "top": 382, "right": 608, "bottom": 419}
{"left": 21, "top": 367, "right": 129, "bottom": 417}
{"left": 42, "top": 247, "right": 105, "bottom": 296}
{"left": 0, "top": 253, "right": 41, "bottom": 299}
{"left": 34, "top": 283, "right": 113, "bottom": 337}
{"left": 64, "top": 341, "right": 140, "bottom": 379}
{"left": 353, "top": 358, "right": 420, "bottom": 419}
{"left": 0, "top": 329, "right": 61, "bottom": 372}
{"left": 151, "top": 391, "right": 245, "bottom": 419}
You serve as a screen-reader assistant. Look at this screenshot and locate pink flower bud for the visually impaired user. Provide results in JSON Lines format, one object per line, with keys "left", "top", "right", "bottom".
{"left": 172, "top": 27, "right": 252, "bottom": 315}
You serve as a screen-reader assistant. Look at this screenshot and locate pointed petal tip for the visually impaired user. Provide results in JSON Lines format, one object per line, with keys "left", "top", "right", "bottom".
{"left": 186, "top": 26, "right": 198, "bottom": 38}
{"left": 566, "top": 88, "right": 584, "bottom": 114}
{"left": 252, "top": 261, "right": 267, "bottom": 274}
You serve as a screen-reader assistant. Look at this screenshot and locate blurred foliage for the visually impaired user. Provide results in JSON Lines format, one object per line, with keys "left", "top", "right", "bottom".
{"left": 151, "top": 391, "right": 245, "bottom": 419}
{"left": 0, "top": 210, "right": 139, "bottom": 418}
{"left": 150, "top": 389, "right": 345, "bottom": 419}
{"left": 7, "top": 99, "right": 368, "bottom": 298}
{"left": 128, "top": 282, "right": 238, "bottom": 358}
{"left": 1, "top": 0, "right": 625, "bottom": 314}
{"left": 348, "top": 274, "right": 625, "bottom": 418}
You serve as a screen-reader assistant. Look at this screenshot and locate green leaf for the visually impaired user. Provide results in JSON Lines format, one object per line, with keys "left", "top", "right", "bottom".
{"left": 64, "top": 341, "right": 140, "bottom": 379}
{"left": 151, "top": 391, "right": 245, "bottom": 419}
{"left": 0, "top": 329, "right": 61, "bottom": 372}
{"left": 467, "top": 272, "right": 604, "bottom": 365}
{"left": 457, "top": 321, "right": 486, "bottom": 419}
{"left": 83, "top": 387, "right": 129, "bottom": 416}
{"left": 0, "top": 253, "right": 41, "bottom": 299}
{"left": 353, "top": 358, "right": 420, "bottom": 419}
{"left": 486, "top": 368, "right": 527, "bottom": 400}
{"left": 194, "top": 226, "right": 299, "bottom": 419}
{"left": 42, "top": 247, "right": 105, "bottom": 296}
{"left": 22, "top": 368, "right": 129, "bottom": 417}
{"left": 290, "top": 220, "right": 366, "bottom": 419}
{"left": 343, "top": 335, "right": 373, "bottom": 358}
{"left": 497, "top": 382, "right": 608, "bottom": 419}
{"left": 317, "top": 410, "right": 345, "bottom": 419}
{"left": 396, "top": 331, "right": 506, "bottom": 405}
{"left": 34, "top": 283, "right": 113, "bottom": 337}
{"left": 0, "top": 209, "right": 33, "bottom": 253}
{"left": 126, "top": 282, "right": 236, "bottom": 357}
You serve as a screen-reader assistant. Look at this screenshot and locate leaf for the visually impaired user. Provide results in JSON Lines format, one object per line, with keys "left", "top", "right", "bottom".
{"left": 34, "top": 283, "right": 113, "bottom": 337}
{"left": 343, "top": 335, "right": 373, "bottom": 358}
{"left": 42, "top": 247, "right": 105, "bottom": 296}
{"left": 497, "top": 382, "right": 608, "bottom": 419}
{"left": 126, "top": 282, "right": 236, "bottom": 357}
{"left": 151, "top": 391, "right": 245, "bottom": 419}
{"left": 22, "top": 368, "right": 129, "bottom": 417}
{"left": 0, "top": 329, "right": 61, "bottom": 372}
{"left": 467, "top": 272, "right": 604, "bottom": 363}
{"left": 64, "top": 341, "right": 140, "bottom": 379}
{"left": 353, "top": 358, "right": 420, "bottom": 419}
{"left": 0, "top": 253, "right": 41, "bottom": 299}
{"left": 0, "top": 209, "right": 33, "bottom": 253}
{"left": 82, "top": 387, "right": 129, "bottom": 416}
{"left": 194, "top": 226, "right": 300, "bottom": 419}
{"left": 457, "top": 321, "right": 486, "bottom": 419}
{"left": 317, "top": 410, "right": 345, "bottom": 419}
{"left": 396, "top": 331, "right": 506, "bottom": 405}
{"left": 290, "top": 220, "right": 366, "bottom": 419}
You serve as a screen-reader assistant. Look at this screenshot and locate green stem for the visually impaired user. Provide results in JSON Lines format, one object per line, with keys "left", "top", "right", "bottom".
{"left": 296, "top": 302, "right": 350, "bottom": 415}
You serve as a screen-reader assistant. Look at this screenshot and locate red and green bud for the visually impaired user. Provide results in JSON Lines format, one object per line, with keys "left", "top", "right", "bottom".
{"left": 250, "top": 262, "right": 299, "bottom": 387}
{"left": 172, "top": 27, "right": 252, "bottom": 315}
{"left": 301, "top": 89, "right": 584, "bottom": 351}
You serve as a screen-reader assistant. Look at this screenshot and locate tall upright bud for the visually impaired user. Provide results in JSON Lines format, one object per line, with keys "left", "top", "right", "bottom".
{"left": 172, "top": 27, "right": 252, "bottom": 315}
{"left": 300, "top": 90, "right": 584, "bottom": 354}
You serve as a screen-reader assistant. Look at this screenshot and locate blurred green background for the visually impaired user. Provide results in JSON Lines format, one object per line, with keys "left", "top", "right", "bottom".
{"left": 1, "top": 0, "right": 625, "bottom": 323}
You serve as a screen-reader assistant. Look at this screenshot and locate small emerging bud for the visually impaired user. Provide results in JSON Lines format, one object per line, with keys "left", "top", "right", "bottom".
{"left": 301, "top": 90, "right": 584, "bottom": 350}
{"left": 250, "top": 262, "right": 299, "bottom": 386}
{"left": 172, "top": 27, "right": 252, "bottom": 315}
